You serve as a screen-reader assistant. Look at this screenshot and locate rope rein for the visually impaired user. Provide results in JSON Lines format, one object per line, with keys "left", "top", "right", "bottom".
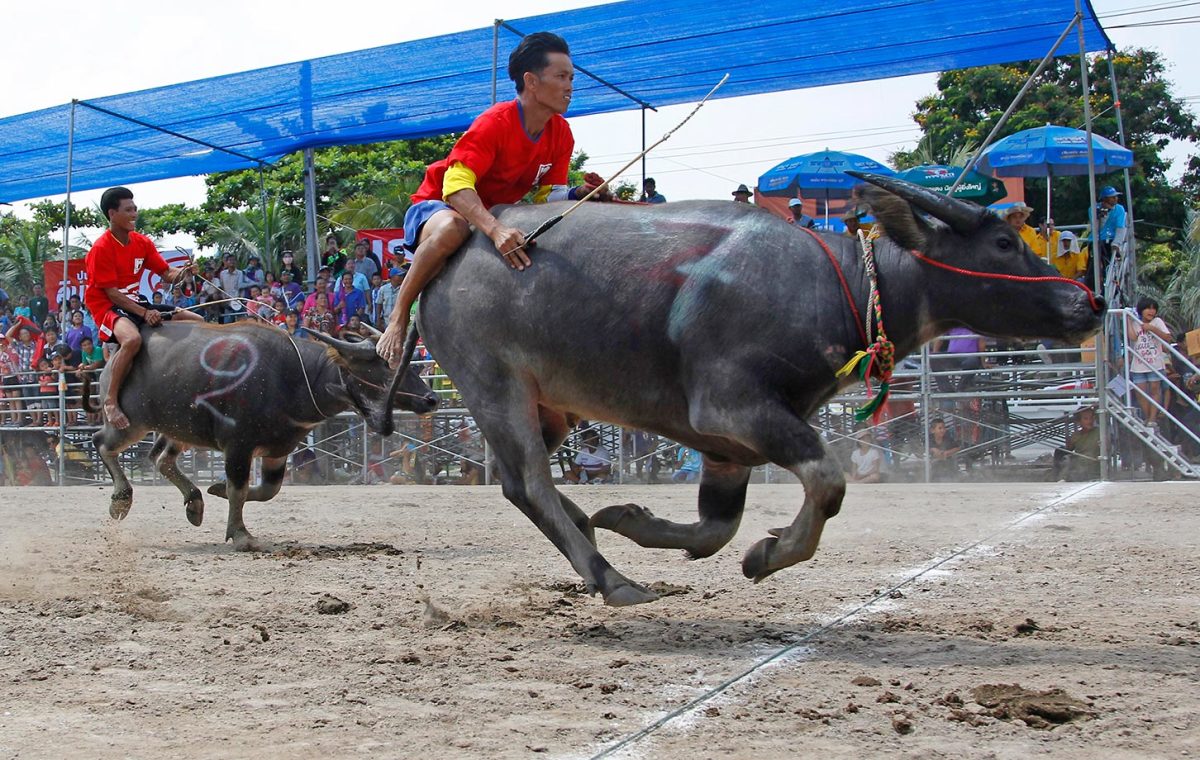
{"left": 905, "top": 250, "right": 1103, "bottom": 313}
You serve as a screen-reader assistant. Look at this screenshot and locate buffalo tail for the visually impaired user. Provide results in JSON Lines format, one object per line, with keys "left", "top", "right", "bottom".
{"left": 80, "top": 371, "right": 98, "bottom": 414}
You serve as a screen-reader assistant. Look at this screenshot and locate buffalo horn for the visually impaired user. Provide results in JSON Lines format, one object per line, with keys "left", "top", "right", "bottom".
{"left": 309, "top": 330, "right": 380, "bottom": 361}
{"left": 360, "top": 322, "right": 383, "bottom": 338}
{"left": 847, "top": 171, "right": 986, "bottom": 236}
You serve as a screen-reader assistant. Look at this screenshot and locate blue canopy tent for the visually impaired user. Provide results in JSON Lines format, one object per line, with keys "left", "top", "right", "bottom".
{"left": 0, "top": 0, "right": 1111, "bottom": 205}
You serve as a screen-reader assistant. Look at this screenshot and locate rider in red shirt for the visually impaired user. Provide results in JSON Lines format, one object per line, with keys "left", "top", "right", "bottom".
{"left": 84, "top": 187, "right": 204, "bottom": 428}
{"left": 375, "top": 32, "right": 609, "bottom": 365}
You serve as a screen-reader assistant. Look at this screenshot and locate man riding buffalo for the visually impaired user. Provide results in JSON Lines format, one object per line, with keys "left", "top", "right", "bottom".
{"left": 374, "top": 31, "right": 610, "bottom": 365}
{"left": 85, "top": 186, "right": 205, "bottom": 429}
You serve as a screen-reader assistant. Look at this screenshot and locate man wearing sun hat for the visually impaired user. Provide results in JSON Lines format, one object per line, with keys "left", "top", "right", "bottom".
{"left": 731, "top": 184, "right": 754, "bottom": 203}
{"left": 1000, "top": 202, "right": 1042, "bottom": 254}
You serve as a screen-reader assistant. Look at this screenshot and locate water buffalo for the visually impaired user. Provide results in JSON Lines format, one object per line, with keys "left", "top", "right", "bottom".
{"left": 389, "top": 173, "right": 1103, "bottom": 607}
{"left": 83, "top": 321, "right": 438, "bottom": 550}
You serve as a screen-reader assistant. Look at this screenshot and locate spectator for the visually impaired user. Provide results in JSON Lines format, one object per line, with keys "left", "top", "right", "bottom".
{"left": 34, "top": 356, "right": 57, "bottom": 427}
{"left": 1052, "top": 407, "right": 1101, "bottom": 481}
{"left": 1125, "top": 296, "right": 1172, "bottom": 428}
{"left": 270, "top": 298, "right": 288, "bottom": 325}
{"left": 672, "top": 446, "right": 702, "bottom": 483}
{"left": 28, "top": 283, "right": 50, "bottom": 327}
{"left": 1052, "top": 229, "right": 1088, "bottom": 280}
{"left": 842, "top": 210, "right": 866, "bottom": 238}
{"left": 847, "top": 428, "right": 882, "bottom": 483}
{"left": 264, "top": 271, "right": 281, "bottom": 301}
{"left": 564, "top": 428, "right": 613, "bottom": 484}
{"left": 63, "top": 310, "right": 93, "bottom": 362}
{"left": 640, "top": 177, "right": 666, "bottom": 204}
{"left": 242, "top": 254, "right": 264, "bottom": 294}
{"left": 243, "top": 285, "right": 269, "bottom": 318}
{"left": 77, "top": 335, "right": 105, "bottom": 374}
{"left": 338, "top": 259, "right": 370, "bottom": 296}
{"left": 0, "top": 331, "right": 21, "bottom": 424}
{"left": 283, "top": 309, "right": 309, "bottom": 341}
{"left": 302, "top": 277, "right": 334, "bottom": 317}
{"left": 13, "top": 295, "right": 30, "bottom": 320}
{"left": 321, "top": 234, "right": 346, "bottom": 276}
{"left": 35, "top": 326, "right": 64, "bottom": 368}
{"left": 1088, "top": 185, "right": 1127, "bottom": 287}
{"left": 0, "top": 280, "right": 8, "bottom": 311}
{"left": 15, "top": 439, "right": 53, "bottom": 485}
{"left": 343, "top": 314, "right": 370, "bottom": 340}
{"left": 932, "top": 327, "right": 986, "bottom": 395}
{"left": 7, "top": 321, "right": 40, "bottom": 418}
{"left": 369, "top": 273, "right": 384, "bottom": 324}
{"left": 376, "top": 268, "right": 404, "bottom": 329}
{"left": 278, "top": 271, "right": 304, "bottom": 309}
{"left": 150, "top": 291, "right": 166, "bottom": 307}
{"left": 332, "top": 271, "right": 367, "bottom": 331}
{"left": 217, "top": 254, "right": 249, "bottom": 322}
{"left": 928, "top": 417, "right": 962, "bottom": 480}
{"left": 279, "top": 250, "right": 304, "bottom": 283}
{"left": 731, "top": 183, "right": 753, "bottom": 203}
{"left": 1001, "top": 203, "right": 1041, "bottom": 253}
{"left": 291, "top": 446, "right": 320, "bottom": 484}
{"left": 788, "top": 198, "right": 816, "bottom": 229}
{"left": 1031, "top": 218, "right": 1061, "bottom": 263}
{"left": 350, "top": 240, "right": 382, "bottom": 282}
{"left": 303, "top": 298, "right": 335, "bottom": 335}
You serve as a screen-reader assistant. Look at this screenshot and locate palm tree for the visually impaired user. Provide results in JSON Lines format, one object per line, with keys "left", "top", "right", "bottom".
{"left": 327, "top": 175, "right": 422, "bottom": 232}
{"left": 208, "top": 198, "right": 304, "bottom": 268}
{"left": 1139, "top": 208, "right": 1200, "bottom": 333}
{"left": 0, "top": 223, "right": 62, "bottom": 295}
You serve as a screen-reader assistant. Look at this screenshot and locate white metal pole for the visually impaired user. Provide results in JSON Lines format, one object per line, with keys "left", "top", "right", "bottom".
{"left": 303, "top": 148, "right": 319, "bottom": 284}
{"left": 60, "top": 101, "right": 76, "bottom": 336}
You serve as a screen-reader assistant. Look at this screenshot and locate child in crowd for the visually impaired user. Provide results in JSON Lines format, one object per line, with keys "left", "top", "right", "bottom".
{"left": 35, "top": 356, "right": 57, "bottom": 427}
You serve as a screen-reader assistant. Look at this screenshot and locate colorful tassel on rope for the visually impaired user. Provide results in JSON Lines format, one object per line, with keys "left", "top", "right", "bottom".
{"left": 836, "top": 339, "right": 896, "bottom": 422}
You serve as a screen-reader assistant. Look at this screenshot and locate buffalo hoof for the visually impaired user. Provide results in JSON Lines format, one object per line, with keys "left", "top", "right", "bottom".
{"left": 206, "top": 482, "right": 227, "bottom": 500}
{"left": 229, "top": 532, "right": 265, "bottom": 553}
{"left": 589, "top": 503, "right": 648, "bottom": 531}
{"left": 185, "top": 490, "right": 205, "bottom": 527}
{"left": 603, "top": 581, "right": 659, "bottom": 607}
{"left": 742, "top": 536, "right": 782, "bottom": 583}
{"left": 109, "top": 492, "right": 133, "bottom": 521}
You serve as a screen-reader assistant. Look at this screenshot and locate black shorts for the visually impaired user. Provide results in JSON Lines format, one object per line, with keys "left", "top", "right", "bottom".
{"left": 106, "top": 299, "right": 177, "bottom": 343}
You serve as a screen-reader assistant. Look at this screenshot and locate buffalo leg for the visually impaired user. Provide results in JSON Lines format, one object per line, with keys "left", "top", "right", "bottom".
{"left": 468, "top": 386, "right": 656, "bottom": 606}
{"left": 221, "top": 448, "right": 263, "bottom": 552}
{"left": 739, "top": 427, "right": 845, "bottom": 583}
{"left": 93, "top": 424, "right": 150, "bottom": 520}
{"left": 208, "top": 456, "right": 287, "bottom": 502}
{"left": 591, "top": 457, "right": 749, "bottom": 559}
{"left": 539, "top": 407, "right": 596, "bottom": 546}
{"left": 153, "top": 438, "right": 205, "bottom": 527}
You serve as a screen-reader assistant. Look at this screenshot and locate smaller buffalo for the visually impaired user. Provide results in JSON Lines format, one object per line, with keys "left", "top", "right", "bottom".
{"left": 83, "top": 321, "right": 438, "bottom": 550}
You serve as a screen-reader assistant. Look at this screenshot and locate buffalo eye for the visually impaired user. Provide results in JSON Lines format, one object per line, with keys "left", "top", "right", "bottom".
{"left": 996, "top": 236, "right": 1012, "bottom": 251}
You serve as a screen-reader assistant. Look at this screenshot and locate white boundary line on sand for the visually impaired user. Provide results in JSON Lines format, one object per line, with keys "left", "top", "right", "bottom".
{"left": 587, "top": 482, "right": 1105, "bottom": 760}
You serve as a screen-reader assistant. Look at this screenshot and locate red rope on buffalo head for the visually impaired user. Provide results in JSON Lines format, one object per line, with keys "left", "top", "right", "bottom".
{"left": 906, "top": 250, "right": 1102, "bottom": 313}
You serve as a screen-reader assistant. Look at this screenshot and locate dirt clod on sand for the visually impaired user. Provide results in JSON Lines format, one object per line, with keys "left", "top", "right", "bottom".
{"left": 315, "top": 593, "right": 351, "bottom": 615}
{"left": 971, "top": 684, "right": 1095, "bottom": 729}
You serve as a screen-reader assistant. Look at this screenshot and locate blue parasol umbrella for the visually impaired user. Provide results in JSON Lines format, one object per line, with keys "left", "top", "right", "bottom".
{"left": 758, "top": 149, "right": 895, "bottom": 224}
{"left": 975, "top": 125, "right": 1133, "bottom": 257}
{"left": 975, "top": 125, "right": 1133, "bottom": 178}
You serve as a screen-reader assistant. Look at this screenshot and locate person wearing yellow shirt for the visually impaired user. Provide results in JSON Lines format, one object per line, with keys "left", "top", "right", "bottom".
{"left": 1001, "top": 203, "right": 1041, "bottom": 254}
{"left": 1052, "top": 229, "right": 1089, "bottom": 280}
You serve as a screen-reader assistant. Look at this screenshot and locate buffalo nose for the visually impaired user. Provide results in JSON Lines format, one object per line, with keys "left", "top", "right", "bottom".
{"left": 1092, "top": 295, "right": 1107, "bottom": 314}
{"left": 424, "top": 391, "right": 440, "bottom": 409}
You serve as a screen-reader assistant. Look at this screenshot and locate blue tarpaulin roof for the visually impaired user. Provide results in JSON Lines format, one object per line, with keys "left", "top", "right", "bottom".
{"left": 0, "top": 0, "right": 1110, "bottom": 203}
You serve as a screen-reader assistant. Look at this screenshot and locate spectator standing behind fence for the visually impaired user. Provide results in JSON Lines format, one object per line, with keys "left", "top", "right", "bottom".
{"left": 564, "top": 429, "right": 613, "bottom": 484}
{"left": 1000, "top": 203, "right": 1041, "bottom": 254}
{"left": 278, "top": 271, "right": 304, "bottom": 309}
{"left": 788, "top": 198, "right": 817, "bottom": 229}
{"left": 302, "top": 277, "right": 333, "bottom": 318}
{"left": 1032, "top": 218, "right": 1061, "bottom": 263}
{"left": 1125, "top": 297, "right": 1172, "bottom": 429}
{"left": 63, "top": 311, "right": 93, "bottom": 363}
{"left": 731, "top": 184, "right": 753, "bottom": 203}
{"left": 242, "top": 254, "right": 264, "bottom": 295}
{"left": 0, "top": 332, "right": 21, "bottom": 423}
{"left": 322, "top": 235, "right": 346, "bottom": 276}
{"left": 350, "top": 240, "right": 382, "bottom": 282}
{"left": 28, "top": 284, "right": 49, "bottom": 329}
{"left": 932, "top": 327, "right": 986, "bottom": 395}
{"left": 673, "top": 446, "right": 702, "bottom": 483}
{"left": 217, "top": 254, "right": 249, "bottom": 322}
{"left": 640, "top": 177, "right": 666, "bottom": 204}
{"left": 332, "top": 271, "right": 367, "bottom": 332}
{"left": 279, "top": 250, "right": 304, "bottom": 284}
{"left": 1052, "top": 229, "right": 1088, "bottom": 280}
{"left": 376, "top": 269, "right": 404, "bottom": 327}
{"left": 847, "top": 429, "right": 882, "bottom": 484}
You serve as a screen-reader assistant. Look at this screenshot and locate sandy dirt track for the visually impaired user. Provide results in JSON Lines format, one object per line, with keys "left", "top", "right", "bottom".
{"left": 1, "top": 482, "right": 1198, "bottom": 759}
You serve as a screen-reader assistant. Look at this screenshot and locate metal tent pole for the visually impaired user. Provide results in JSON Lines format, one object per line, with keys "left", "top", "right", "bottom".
{"left": 641, "top": 107, "right": 647, "bottom": 190}
{"left": 60, "top": 101, "right": 76, "bottom": 336}
{"left": 492, "top": 20, "right": 501, "bottom": 105}
{"left": 1106, "top": 50, "right": 1137, "bottom": 293}
{"left": 303, "top": 148, "right": 319, "bottom": 284}
{"left": 258, "top": 168, "right": 270, "bottom": 270}
{"left": 1077, "top": 0, "right": 1109, "bottom": 481}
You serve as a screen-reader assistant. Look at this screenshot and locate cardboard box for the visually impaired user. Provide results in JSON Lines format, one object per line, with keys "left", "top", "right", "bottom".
{"left": 1080, "top": 335, "right": 1097, "bottom": 364}
{"left": 1186, "top": 328, "right": 1200, "bottom": 360}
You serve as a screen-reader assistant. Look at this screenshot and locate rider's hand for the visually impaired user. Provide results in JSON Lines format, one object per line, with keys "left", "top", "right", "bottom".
{"left": 376, "top": 323, "right": 405, "bottom": 369}
{"left": 581, "top": 171, "right": 612, "bottom": 202}
{"left": 492, "top": 225, "right": 531, "bottom": 270}
{"left": 144, "top": 308, "right": 163, "bottom": 327}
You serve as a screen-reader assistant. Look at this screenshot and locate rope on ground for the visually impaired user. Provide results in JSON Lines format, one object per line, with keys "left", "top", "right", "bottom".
{"left": 589, "top": 481, "right": 1101, "bottom": 759}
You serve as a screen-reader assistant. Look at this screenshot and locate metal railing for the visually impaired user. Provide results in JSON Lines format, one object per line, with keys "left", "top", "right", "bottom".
{"left": 3, "top": 329, "right": 1196, "bottom": 487}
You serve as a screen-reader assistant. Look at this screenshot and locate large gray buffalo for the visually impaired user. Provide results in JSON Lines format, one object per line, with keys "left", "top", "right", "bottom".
{"left": 389, "top": 173, "right": 1103, "bottom": 607}
{"left": 83, "top": 322, "right": 438, "bottom": 550}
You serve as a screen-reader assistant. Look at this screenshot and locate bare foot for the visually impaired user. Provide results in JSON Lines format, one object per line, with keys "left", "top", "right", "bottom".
{"left": 104, "top": 400, "right": 130, "bottom": 429}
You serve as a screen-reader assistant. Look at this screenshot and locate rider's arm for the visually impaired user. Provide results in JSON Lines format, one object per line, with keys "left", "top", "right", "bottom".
{"left": 103, "top": 288, "right": 153, "bottom": 319}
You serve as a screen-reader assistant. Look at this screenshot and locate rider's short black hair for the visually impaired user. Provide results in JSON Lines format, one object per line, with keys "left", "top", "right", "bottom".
{"left": 509, "top": 32, "right": 570, "bottom": 94}
{"left": 100, "top": 187, "right": 134, "bottom": 220}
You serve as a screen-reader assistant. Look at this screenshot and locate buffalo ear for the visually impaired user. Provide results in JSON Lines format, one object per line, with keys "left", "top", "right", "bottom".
{"left": 853, "top": 183, "right": 932, "bottom": 251}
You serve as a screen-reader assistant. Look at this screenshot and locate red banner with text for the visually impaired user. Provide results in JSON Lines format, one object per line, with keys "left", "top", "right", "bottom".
{"left": 356, "top": 229, "right": 409, "bottom": 267}
{"left": 44, "top": 249, "right": 190, "bottom": 312}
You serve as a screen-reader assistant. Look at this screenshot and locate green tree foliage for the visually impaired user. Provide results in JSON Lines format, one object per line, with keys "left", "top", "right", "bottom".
{"left": 892, "top": 49, "right": 1197, "bottom": 245}
{"left": 203, "top": 137, "right": 459, "bottom": 214}
{"left": 0, "top": 221, "right": 62, "bottom": 296}
{"left": 25, "top": 200, "right": 104, "bottom": 232}
{"left": 206, "top": 199, "right": 305, "bottom": 267}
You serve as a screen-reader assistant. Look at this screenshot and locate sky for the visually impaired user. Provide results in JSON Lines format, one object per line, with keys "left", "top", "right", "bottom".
{"left": 2, "top": 0, "right": 1195, "bottom": 250}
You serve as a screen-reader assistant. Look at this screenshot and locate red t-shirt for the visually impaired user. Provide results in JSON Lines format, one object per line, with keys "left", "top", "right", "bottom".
{"left": 84, "top": 230, "right": 168, "bottom": 318}
{"left": 412, "top": 100, "right": 574, "bottom": 208}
